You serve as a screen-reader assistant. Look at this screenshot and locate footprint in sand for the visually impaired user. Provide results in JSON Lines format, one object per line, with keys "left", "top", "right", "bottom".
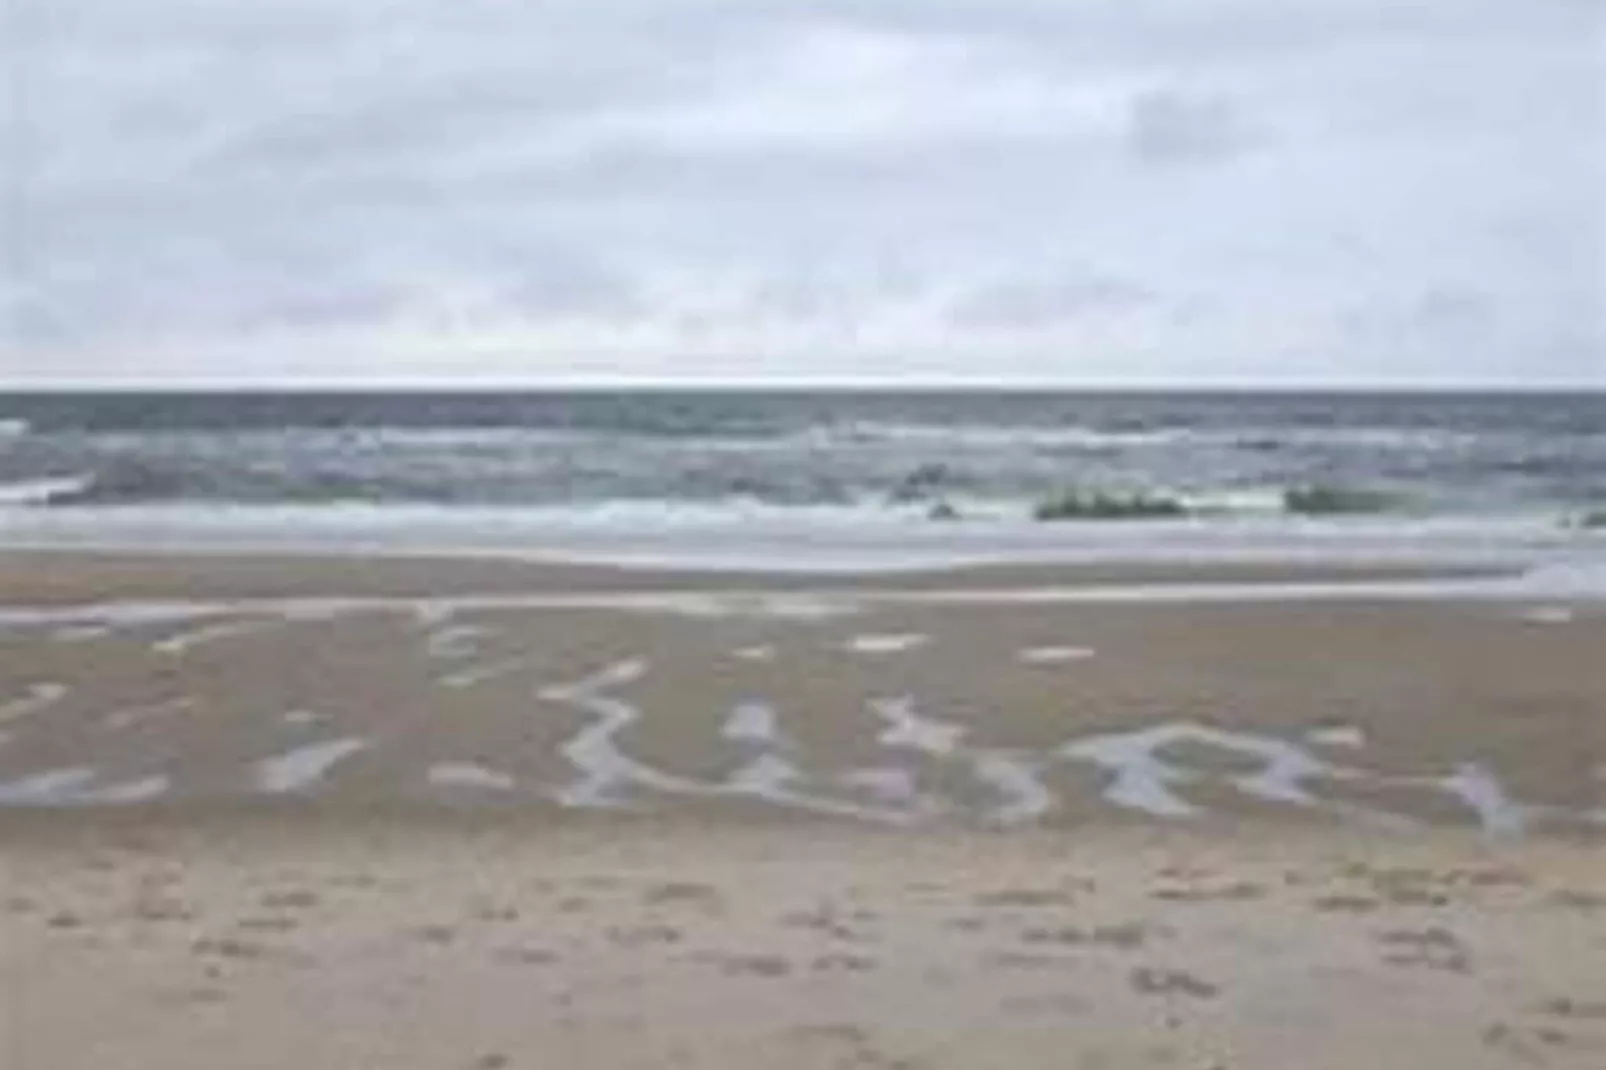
{"left": 700, "top": 951, "right": 792, "bottom": 978}
{"left": 1129, "top": 966, "right": 1220, "bottom": 999}
{"left": 1377, "top": 927, "right": 1472, "bottom": 973}
{"left": 643, "top": 881, "right": 723, "bottom": 909}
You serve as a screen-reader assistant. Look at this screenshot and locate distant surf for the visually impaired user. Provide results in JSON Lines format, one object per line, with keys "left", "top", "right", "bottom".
{"left": 0, "top": 390, "right": 1601, "bottom": 566}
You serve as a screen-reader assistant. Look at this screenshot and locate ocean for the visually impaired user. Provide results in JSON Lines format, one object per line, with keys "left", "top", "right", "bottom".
{"left": 2, "top": 390, "right": 1603, "bottom": 567}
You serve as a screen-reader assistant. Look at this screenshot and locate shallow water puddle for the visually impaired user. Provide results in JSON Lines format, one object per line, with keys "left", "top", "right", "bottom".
{"left": 722, "top": 701, "right": 783, "bottom": 746}
{"left": 1016, "top": 646, "right": 1096, "bottom": 665}
{"left": 837, "top": 765, "right": 919, "bottom": 804}
{"left": 427, "top": 762, "right": 517, "bottom": 792}
{"left": 541, "top": 659, "right": 709, "bottom": 807}
{"left": 52, "top": 623, "right": 112, "bottom": 643}
{"left": 0, "top": 607, "right": 1594, "bottom": 835}
{"left": 0, "top": 683, "right": 68, "bottom": 726}
{"left": 152, "top": 618, "right": 277, "bottom": 655}
{"left": 1059, "top": 722, "right": 1350, "bottom": 818}
{"left": 425, "top": 624, "right": 488, "bottom": 659}
{"left": 255, "top": 738, "right": 370, "bottom": 794}
{"left": 542, "top": 661, "right": 921, "bottom": 822}
{"left": 869, "top": 696, "right": 965, "bottom": 755}
{"left": 1306, "top": 724, "right": 1367, "bottom": 748}
{"left": 101, "top": 697, "right": 196, "bottom": 731}
{"left": 0, "top": 766, "right": 170, "bottom": 805}
{"left": 725, "top": 753, "right": 926, "bottom": 824}
{"left": 0, "top": 767, "right": 96, "bottom": 803}
{"left": 439, "top": 656, "right": 533, "bottom": 689}
{"left": 1434, "top": 763, "right": 1533, "bottom": 838}
{"left": 967, "top": 752, "right": 1057, "bottom": 825}
{"left": 86, "top": 775, "right": 171, "bottom": 803}
{"left": 846, "top": 633, "right": 929, "bottom": 655}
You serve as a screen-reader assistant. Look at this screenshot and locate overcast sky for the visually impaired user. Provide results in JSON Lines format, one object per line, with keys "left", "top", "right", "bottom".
{"left": 2, "top": 0, "right": 1602, "bottom": 386}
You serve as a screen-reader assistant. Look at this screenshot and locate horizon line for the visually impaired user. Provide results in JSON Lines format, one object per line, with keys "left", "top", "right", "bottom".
{"left": 2, "top": 379, "right": 1603, "bottom": 395}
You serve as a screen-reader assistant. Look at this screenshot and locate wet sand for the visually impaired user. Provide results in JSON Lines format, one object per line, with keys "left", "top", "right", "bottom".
{"left": 0, "top": 548, "right": 1510, "bottom": 604}
{"left": 2, "top": 552, "right": 1603, "bottom": 1067}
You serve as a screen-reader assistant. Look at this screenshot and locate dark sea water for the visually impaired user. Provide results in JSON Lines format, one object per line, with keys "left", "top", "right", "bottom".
{"left": 2, "top": 391, "right": 1602, "bottom": 520}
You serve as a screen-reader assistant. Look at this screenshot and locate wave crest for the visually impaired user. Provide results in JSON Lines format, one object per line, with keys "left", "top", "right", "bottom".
{"left": 0, "top": 474, "right": 95, "bottom": 506}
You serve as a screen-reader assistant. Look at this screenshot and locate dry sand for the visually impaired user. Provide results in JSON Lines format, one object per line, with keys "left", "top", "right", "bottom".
{"left": 1, "top": 552, "right": 1602, "bottom": 1068}
{"left": 5, "top": 819, "right": 1604, "bottom": 1070}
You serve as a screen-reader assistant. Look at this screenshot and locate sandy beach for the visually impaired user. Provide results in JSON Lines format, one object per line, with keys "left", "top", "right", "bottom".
{"left": 7, "top": 0, "right": 1602, "bottom": 1059}
{"left": 2, "top": 552, "right": 1603, "bottom": 1068}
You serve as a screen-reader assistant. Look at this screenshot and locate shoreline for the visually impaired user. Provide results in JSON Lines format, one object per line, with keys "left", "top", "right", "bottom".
{"left": 0, "top": 547, "right": 1538, "bottom": 605}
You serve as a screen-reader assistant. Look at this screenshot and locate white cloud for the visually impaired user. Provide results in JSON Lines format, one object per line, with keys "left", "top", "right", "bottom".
{"left": 1, "top": 0, "right": 1601, "bottom": 384}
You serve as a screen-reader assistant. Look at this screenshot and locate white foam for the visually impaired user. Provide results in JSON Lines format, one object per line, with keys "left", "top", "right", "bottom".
{"left": 847, "top": 633, "right": 929, "bottom": 655}
{"left": 254, "top": 738, "right": 368, "bottom": 794}
{"left": 283, "top": 709, "right": 320, "bottom": 726}
{"left": 731, "top": 644, "right": 776, "bottom": 662}
{"left": 0, "top": 474, "right": 92, "bottom": 506}
{"left": 427, "top": 762, "right": 516, "bottom": 791}
{"left": 1520, "top": 605, "right": 1574, "bottom": 624}
{"left": 1016, "top": 646, "right": 1096, "bottom": 665}
{"left": 869, "top": 696, "right": 966, "bottom": 755}
{"left": 0, "top": 682, "right": 67, "bottom": 725}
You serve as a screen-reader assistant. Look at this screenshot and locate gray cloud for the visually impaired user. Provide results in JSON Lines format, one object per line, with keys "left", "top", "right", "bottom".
{"left": 1, "top": 0, "right": 1600, "bottom": 384}
{"left": 1126, "top": 89, "right": 1256, "bottom": 164}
